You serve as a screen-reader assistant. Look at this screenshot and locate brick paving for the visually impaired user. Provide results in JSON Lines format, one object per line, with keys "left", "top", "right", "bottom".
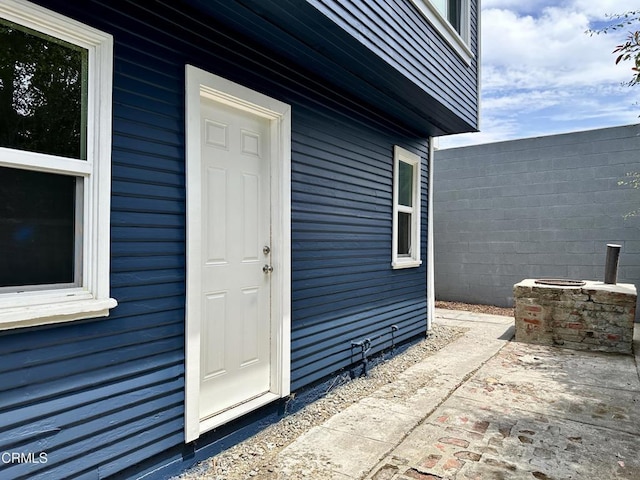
{"left": 368, "top": 338, "right": 640, "bottom": 480}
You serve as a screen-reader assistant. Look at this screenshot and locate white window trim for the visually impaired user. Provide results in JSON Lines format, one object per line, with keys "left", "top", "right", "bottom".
{"left": 409, "top": 0, "right": 474, "bottom": 66}
{"left": 392, "top": 146, "right": 422, "bottom": 269}
{"left": 0, "top": 0, "right": 116, "bottom": 330}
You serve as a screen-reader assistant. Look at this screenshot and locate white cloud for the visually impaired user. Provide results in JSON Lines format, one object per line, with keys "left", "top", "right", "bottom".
{"left": 439, "top": 1, "right": 640, "bottom": 149}
{"left": 482, "top": 7, "right": 630, "bottom": 88}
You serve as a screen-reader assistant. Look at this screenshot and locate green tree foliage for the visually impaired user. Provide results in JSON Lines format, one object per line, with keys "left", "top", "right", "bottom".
{"left": 0, "top": 20, "right": 86, "bottom": 159}
{"left": 588, "top": 12, "right": 640, "bottom": 218}
{"left": 587, "top": 11, "right": 640, "bottom": 87}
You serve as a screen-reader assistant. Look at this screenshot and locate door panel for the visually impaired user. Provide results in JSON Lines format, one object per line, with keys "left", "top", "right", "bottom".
{"left": 199, "top": 97, "right": 271, "bottom": 420}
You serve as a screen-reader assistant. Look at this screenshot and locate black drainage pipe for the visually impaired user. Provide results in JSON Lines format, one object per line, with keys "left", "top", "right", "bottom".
{"left": 604, "top": 244, "right": 621, "bottom": 285}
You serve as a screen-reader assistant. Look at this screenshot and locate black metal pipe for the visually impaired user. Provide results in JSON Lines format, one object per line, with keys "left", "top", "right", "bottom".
{"left": 604, "top": 244, "right": 621, "bottom": 284}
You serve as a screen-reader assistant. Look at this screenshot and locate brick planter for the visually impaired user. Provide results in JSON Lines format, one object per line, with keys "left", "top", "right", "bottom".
{"left": 514, "top": 279, "right": 637, "bottom": 354}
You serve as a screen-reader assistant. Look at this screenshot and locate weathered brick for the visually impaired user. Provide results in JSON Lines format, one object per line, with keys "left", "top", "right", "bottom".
{"left": 472, "top": 420, "right": 490, "bottom": 434}
{"left": 442, "top": 458, "right": 464, "bottom": 471}
{"left": 454, "top": 451, "right": 482, "bottom": 461}
{"left": 420, "top": 454, "right": 441, "bottom": 469}
{"left": 484, "top": 458, "right": 517, "bottom": 471}
{"left": 515, "top": 280, "right": 636, "bottom": 353}
{"left": 439, "top": 437, "right": 470, "bottom": 448}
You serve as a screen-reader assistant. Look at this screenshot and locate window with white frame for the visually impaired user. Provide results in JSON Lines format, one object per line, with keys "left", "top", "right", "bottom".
{"left": 0, "top": 0, "right": 116, "bottom": 329}
{"left": 392, "top": 146, "right": 422, "bottom": 269}
{"left": 409, "top": 0, "right": 473, "bottom": 65}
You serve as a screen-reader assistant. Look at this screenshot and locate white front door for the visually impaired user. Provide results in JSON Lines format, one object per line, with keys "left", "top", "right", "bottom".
{"left": 185, "top": 66, "right": 291, "bottom": 442}
{"left": 198, "top": 97, "right": 272, "bottom": 419}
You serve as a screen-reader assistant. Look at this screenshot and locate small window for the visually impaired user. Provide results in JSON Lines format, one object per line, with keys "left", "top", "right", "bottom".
{"left": 0, "top": 1, "right": 116, "bottom": 329}
{"left": 409, "top": 0, "right": 473, "bottom": 65}
{"left": 392, "top": 146, "right": 422, "bottom": 269}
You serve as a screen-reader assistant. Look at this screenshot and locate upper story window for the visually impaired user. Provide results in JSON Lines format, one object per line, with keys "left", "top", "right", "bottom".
{"left": 409, "top": 0, "right": 473, "bottom": 65}
{"left": 0, "top": 0, "right": 116, "bottom": 329}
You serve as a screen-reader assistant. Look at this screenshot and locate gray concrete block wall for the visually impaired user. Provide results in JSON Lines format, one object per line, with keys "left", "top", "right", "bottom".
{"left": 434, "top": 124, "right": 640, "bottom": 312}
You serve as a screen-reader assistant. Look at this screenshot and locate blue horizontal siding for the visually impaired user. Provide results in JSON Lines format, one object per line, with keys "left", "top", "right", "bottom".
{"left": 308, "top": 0, "right": 479, "bottom": 128}
{"left": 289, "top": 105, "right": 429, "bottom": 389}
{"left": 2, "top": 1, "right": 432, "bottom": 478}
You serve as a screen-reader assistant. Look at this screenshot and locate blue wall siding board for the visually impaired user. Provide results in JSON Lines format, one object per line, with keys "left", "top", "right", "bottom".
{"left": 112, "top": 179, "right": 184, "bottom": 199}
{"left": 113, "top": 118, "right": 182, "bottom": 148}
{"left": 0, "top": 323, "right": 182, "bottom": 378}
{"left": 110, "top": 242, "right": 185, "bottom": 258}
{"left": 289, "top": 98, "right": 429, "bottom": 388}
{"left": 111, "top": 227, "right": 184, "bottom": 242}
{"left": 3, "top": 386, "right": 183, "bottom": 456}
{"left": 111, "top": 254, "right": 185, "bottom": 273}
{"left": 309, "top": 0, "right": 479, "bottom": 129}
{"left": 112, "top": 134, "right": 183, "bottom": 160}
{"left": 2, "top": 366, "right": 183, "bottom": 430}
{"left": 9, "top": 414, "right": 184, "bottom": 480}
{"left": 0, "top": 337, "right": 182, "bottom": 399}
{"left": 111, "top": 283, "right": 184, "bottom": 304}
{"left": 111, "top": 196, "right": 182, "bottom": 215}
{"left": 113, "top": 88, "right": 182, "bottom": 121}
{"left": 290, "top": 303, "right": 426, "bottom": 390}
{"left": 111, "top": 211, "right": 183, "bottom": 228}
{"left": 111, "top": 150, "right": 184, "bottom": 175}
{"left": 111, "top": 270, "right": 184, "bottom": 289}
{"left": 292, "top": 300, "right": 427, "bottom": 349}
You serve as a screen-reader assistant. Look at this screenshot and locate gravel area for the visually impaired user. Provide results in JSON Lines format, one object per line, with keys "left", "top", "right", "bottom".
{"left": 435, "top": 300, "right": 514, "bottom": 318}
{"left": 173, "top": 322, "right": 468, "bottom": 480}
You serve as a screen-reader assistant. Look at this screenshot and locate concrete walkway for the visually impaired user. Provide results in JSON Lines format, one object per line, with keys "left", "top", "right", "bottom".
{"left": 274, "top": 309, "right": 640, "bottom": 479}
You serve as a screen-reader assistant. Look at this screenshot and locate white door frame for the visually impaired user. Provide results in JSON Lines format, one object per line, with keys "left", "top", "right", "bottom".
{"left": 184, "top": 65, "right": 291, "bottom": 442}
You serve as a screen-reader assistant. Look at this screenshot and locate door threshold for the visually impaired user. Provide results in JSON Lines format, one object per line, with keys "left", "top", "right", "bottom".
{"left": 199, "top": 392, "right": 281, "bottom": 435}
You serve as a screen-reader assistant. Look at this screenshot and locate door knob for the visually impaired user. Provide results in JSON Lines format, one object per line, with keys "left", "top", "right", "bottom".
{"left": 263, "top": 246, "right": 271, "bottom": 255}
{"left": 263, "top": 264, "right": 274, "bottom": 274}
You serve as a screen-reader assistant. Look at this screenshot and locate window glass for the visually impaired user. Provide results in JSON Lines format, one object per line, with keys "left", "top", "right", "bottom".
{"left": 448, "top": 1, "right": 461, "bottom": 33}
{"left": 0, "top": 167, "right": 79, "bottom": 289}
{"left": 398, "top": 160, "right": 414, "bottom": 207}
{"left": 0, "top": 18, "right": 88, "bottom": 159}
{"left": 431, "top": 0, "right": 447, "bottom": 16}
{"left": 397, "top": 212, "right": 411, "bottom": 256}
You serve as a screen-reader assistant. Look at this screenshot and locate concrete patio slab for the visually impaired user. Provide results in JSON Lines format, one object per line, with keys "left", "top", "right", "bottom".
{"left": 270, "top": 308, "right": 640, "bottom": 480}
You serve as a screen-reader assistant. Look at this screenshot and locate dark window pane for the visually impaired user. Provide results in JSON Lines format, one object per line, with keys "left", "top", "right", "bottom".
{"left": 398, "top": 161, "right": 413, "bottom": 207}
{"left": 0, "top": 167, "right": 77, "bottom": 288}
{"left": 397, "top": 212, "right": 411, "bottom": 256}
{"left": 449, "top": 1, "right": 461, "bottom": 33}
{"left": 0, "top": 19, "right": 87, "bottom": 159}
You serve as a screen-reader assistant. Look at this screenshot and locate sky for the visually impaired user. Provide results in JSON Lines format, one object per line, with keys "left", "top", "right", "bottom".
{"left": 438, "top": 0, "right": 640, "bottom": 149}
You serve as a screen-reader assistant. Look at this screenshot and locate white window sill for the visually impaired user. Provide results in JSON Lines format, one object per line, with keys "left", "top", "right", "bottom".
{"left": 0, "top": 297, "right": 118, "bottom": 330}
{"left": 392, "top": 259, "right": 423, "bottom": 269}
